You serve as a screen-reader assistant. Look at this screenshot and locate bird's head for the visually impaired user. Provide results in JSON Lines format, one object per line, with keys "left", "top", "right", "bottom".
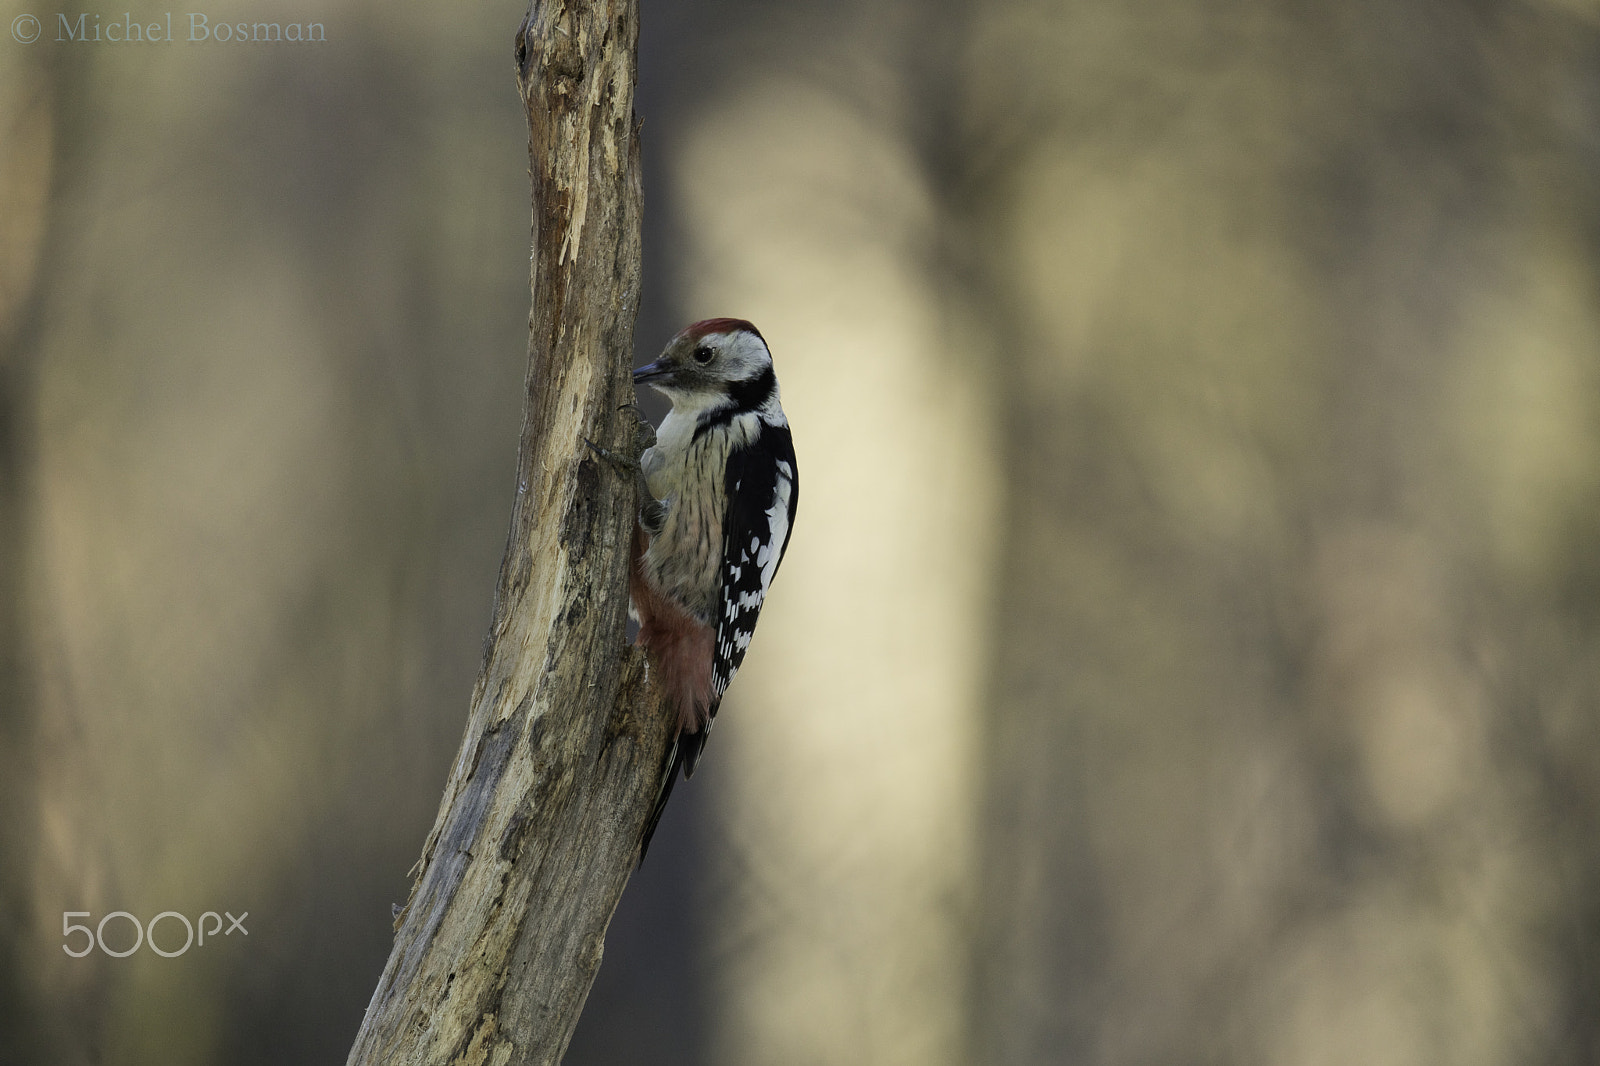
{"left": 633, "top": 318, "right": 777, "bottom": 416}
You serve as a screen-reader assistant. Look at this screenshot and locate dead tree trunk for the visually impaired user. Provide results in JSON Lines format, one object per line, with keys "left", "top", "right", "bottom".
{"left": 345, "top": 2, "right": 669, "bottom": 1063}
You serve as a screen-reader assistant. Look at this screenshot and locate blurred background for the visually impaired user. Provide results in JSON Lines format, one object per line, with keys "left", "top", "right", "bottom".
{"left": 4, "top": 0, "right": 1600, "bottom": 1063}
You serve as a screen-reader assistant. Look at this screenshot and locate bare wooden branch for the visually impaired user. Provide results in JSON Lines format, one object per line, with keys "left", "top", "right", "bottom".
{"left": 345, "top": 2, "right": 670, "bottom": 1063}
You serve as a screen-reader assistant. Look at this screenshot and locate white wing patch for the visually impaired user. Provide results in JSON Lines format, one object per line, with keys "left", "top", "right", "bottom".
{"left": 756, "top": 475, "right": 791, "bottom": 602}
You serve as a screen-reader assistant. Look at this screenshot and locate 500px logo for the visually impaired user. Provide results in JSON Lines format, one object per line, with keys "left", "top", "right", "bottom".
{"left": 12, "top": 12, "right": 327, "bottom": 44}
{"left": 63, "top": 910, "right": 248, "bottom": 958}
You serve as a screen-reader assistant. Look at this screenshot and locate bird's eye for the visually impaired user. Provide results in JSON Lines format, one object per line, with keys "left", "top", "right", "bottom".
{"left": 692, "top": 345, "right": 715, "bottom": 365}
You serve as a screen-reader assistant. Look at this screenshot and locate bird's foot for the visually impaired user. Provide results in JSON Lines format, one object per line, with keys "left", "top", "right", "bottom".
{"left": 619, "top": 402, "right": 657, "bottom": 452}
{"left": 583, "top": 436, "right": 640, "bottom": 472}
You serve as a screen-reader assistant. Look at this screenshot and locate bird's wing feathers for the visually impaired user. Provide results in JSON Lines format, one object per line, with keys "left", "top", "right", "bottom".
{"left": 687, "top": 422, "right": 797, "bottom": 777}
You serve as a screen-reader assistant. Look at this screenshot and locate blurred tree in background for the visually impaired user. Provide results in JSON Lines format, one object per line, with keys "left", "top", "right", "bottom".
{"left": 3, "top": 0, "right": 1600, "bottom": 1064}
{"left": 1, "top": 20, "right": 59, "bottom": 1065}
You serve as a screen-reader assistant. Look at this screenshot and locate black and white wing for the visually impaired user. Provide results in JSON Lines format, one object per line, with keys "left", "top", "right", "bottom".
{"left": 684, "top": 422, "right": 797, "bottom": 776}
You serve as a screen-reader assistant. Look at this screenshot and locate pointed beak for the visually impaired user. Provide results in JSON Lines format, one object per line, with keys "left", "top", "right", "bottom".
{"left": 632, "top": 359, "right": 674, "bottom": 386}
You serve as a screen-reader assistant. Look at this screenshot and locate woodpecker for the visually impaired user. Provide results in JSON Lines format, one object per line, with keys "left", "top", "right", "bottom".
{"left": 628, "top": 318, "right": 798, "bottom": 858}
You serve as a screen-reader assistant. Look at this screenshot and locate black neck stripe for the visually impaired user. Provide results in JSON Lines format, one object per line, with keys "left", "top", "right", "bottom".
{"left": 728, "top": 364, "right": 776, "bottom": 413}
{"left": 692, "top": 365, "right": 776, "bottom": 442}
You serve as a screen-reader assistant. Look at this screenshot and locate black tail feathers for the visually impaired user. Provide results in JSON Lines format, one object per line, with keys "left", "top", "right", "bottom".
{"left": 638, "top": 730, "right": 709, "bottom": 864}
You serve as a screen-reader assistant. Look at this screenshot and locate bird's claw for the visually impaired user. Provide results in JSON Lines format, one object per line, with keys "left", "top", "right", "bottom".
{"left": 584, "top": 434, "right": 663, "bottom": 530}
{"left": 618, "top": 402, "right": 657, "bottom": 451}
{"left": 640, "top": 496, "right": 667, "bottom": 537}
{"left": 588, "top": 409, "right": 663, "bottom": 524}
{"left": 583, "top": 436, "right": 641, "bottom": 473}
